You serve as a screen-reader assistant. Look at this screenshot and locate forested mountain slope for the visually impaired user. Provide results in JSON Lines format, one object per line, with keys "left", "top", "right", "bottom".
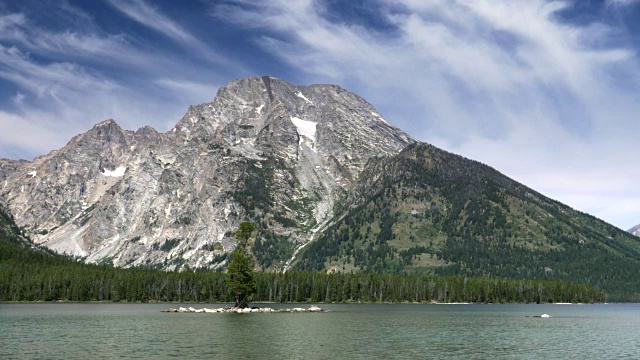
{"left": 295, "top": 143, "right": 640, "bottom": 301}
{"left": 0, "top": 203, "right": 605, "bottom": 303}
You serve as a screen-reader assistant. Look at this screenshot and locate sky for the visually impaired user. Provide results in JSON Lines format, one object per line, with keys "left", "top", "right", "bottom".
{"left": 1, "top": 0, "right": 640, "bottom": 230}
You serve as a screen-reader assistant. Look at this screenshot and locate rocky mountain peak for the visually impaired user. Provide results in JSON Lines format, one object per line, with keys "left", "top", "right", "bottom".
{"left": 0, "top": 76, "right": 414, "bottom": 270}
{"left": 93, "top": 118, "right": 119, "bottom": 128}
{"left": 135, "top": 125, "right": 160, "bottom": 137}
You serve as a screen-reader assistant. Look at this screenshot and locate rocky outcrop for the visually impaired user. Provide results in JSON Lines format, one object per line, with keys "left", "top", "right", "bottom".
{"left": 0, "top": 159, "right": 27, "bottom": 184}
{"left": 0, "top": 76, "right": 414, "bottom": 270}
{"left": 630, "top": 224, "right": 640, "bottom": 237}
{"left": 164, "top": 305, "right": 325, "bottom": 313}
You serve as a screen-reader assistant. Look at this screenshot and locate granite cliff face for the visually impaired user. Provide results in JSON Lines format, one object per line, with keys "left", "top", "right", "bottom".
{"left": 630, "top": 224, "right": 640, "bottom": 237}
{"left": 0, "top": 76, "right": 414, "bottom": 270}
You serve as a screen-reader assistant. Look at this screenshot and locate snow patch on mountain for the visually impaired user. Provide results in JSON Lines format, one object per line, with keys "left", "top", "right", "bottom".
{"left": 101, "top": 167, "right": 126, "bottom": 177}
{"left": 291, "top": 117, "right": 317, "bottom": 142}
{"left": 371, "top": 111, "right": 390, "bottom": 125}
{"left": 296, "top": 92, "right": 313, "bottom": 105}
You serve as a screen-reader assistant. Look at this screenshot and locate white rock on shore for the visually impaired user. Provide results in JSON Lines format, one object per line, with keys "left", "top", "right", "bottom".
{"left": 164, "top": 305, "right": 325, "bottom": 314}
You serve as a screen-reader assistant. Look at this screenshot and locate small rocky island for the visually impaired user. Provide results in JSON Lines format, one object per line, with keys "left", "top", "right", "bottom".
{"left": 164, "top": 305, "right": 325, "bottom": 313}
{"left": 162, "top": 224, "right": 315, "bottom": 314}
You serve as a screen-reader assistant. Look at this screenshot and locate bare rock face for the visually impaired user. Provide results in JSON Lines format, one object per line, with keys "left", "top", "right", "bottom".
{"left": 0, "top": 159, "right": 27, "bottom": 183}
{"left": 0, "top": 76, "right": 414, "bottom": 270}
{"left": 630, "top": 224, "right": 640, "bottom": 237}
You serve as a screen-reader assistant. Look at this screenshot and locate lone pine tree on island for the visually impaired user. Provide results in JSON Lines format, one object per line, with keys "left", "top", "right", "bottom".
{"left": 225, "top": 221, "right": 257, "bottom": 309}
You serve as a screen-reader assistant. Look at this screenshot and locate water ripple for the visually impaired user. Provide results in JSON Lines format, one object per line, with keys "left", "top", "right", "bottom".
{"left": 0, "top": 303, "right": 638, "bottom": 359}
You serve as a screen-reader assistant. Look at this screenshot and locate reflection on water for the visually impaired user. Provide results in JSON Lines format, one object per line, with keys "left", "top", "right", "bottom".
{"left": 1, "top": 303, "right": 638, "bottom": 359}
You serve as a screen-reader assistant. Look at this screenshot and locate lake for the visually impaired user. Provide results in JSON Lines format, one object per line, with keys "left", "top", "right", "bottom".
{"left": 1, "top": 303, "right": 638, "bottom": 359}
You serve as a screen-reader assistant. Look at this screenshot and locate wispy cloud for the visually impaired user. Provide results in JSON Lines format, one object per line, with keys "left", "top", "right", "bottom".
{"left": 0, "top": 111, "right": 67, "bottom": 160}
{"left": 0, "top": 44, "right": 128, "bottom": 157}
{"left": 154, "top": 78, "right": 217, "bottom": 101}
{"left": 108, "top": 0, "right": 197, "bottom": 45}
{"left": 0, "top": 45, "right": 117, "bottom": 97}
{"left": 213, "top": 0, "right": 640, "bottom": 228}
{"left": 606, "top": 0, "right": 640, "bottom": 6}
{"left": 0, "top": 12, "right": 143, "bottom": 67}
{"left": 2, "top": 0, "right": 639, "bottom": 228}
{"left": 0, "top": 12, "right": 25, "bottom": 32}
{"left": 108, "top": 0, "right": 242, "bottom": 70}
{"left": 0, "top": 9, "right": 222, "bottom": 160}
{"left": 0, "top": 46, "right": 185, "bottom": 159}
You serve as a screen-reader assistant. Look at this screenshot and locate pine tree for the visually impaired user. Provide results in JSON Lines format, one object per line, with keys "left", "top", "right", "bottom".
{"left": 225, "top": 221, "right": 257, "bottom": 308}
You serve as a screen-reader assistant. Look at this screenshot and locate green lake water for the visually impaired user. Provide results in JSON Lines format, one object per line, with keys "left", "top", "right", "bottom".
{"left": 1, "top": 303, "right": 638, "bottom": 359}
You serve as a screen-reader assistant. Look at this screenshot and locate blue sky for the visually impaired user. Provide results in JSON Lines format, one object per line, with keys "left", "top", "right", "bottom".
{"left": 1, "top": 0, "right": 640, "bottom": 229}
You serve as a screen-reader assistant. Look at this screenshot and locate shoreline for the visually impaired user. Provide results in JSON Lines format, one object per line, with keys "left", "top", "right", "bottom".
{"left": 0, "top": 300, "right": 612, "bottom": 305}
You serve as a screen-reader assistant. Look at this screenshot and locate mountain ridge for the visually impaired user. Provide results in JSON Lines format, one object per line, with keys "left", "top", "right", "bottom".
{"left": 1, "top": 76, "right": 640, "bottom": 300}
{"left": 0, "top": 76, "right": 414, "bottom": 271}
{"left": 294, "top": 142, "right": 640, "bottom": 300}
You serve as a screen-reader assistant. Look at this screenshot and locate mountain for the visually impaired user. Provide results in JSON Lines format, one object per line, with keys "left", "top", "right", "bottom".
{"left": 629, "top": 224, "right": 640, "bottom": 237}
{"left": 1, "top": 76, "right": 639, "bottom": 300}
{"left": 294, "top": 143, "right": 640, "bottom": 300}
{"left": 0, "top": 76, "right": 413, "bottom": 270}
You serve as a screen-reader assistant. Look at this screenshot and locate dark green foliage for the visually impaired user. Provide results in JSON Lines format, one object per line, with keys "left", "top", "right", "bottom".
{"left": 399, "top": 246, "right": 430, "bottom": 266}
{"left": 233, "top": 160, "right": 274, "bottom": 215}
{"left": 273, "top": 214, "right": 297, "bottom": 228}
{"left": 436, "top": 236, "right": 640, "bottom": 302}
{"left": 0, "top": 208, "right": 604, "bottom": 303}
{"left": 252, "top": 230, "right": 294, "bottom": 270}
{"left": 175, "top": 216, "right": 192, "bottom": 225}
{"left": 252, "top": 272, "right": 604, "bottom": 304}
{"left": 295, "top": 143, "right": 640, "bottom": 301}
{"left": 224, "top": 249, "right": 256, "bottom": 308}
{"left": 202, "top": 242, "right": 224, "bottom": 252}
{"left": 235, "top": 221, "right": 255, "bottom": 246}
{"left": 152, "top": 238, "right": 181, "bottom": 252}
{"left": 225, "top": 221, "right": 257, "bottom": 308}
{"left": 231, "top": 158, "right": 303, "bottom": 269}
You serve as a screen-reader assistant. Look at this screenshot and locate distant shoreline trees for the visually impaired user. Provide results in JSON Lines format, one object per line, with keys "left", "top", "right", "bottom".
{"left": 0, "top": 213, "right": 611, "bottom": 303}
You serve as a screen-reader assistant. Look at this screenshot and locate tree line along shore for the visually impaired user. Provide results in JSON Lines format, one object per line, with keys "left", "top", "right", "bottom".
{"left": 0, "top": 261, "right": 605, "bottom": 304}
{"left": 0, "top": 216, "right": 606, "bottom": 304}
